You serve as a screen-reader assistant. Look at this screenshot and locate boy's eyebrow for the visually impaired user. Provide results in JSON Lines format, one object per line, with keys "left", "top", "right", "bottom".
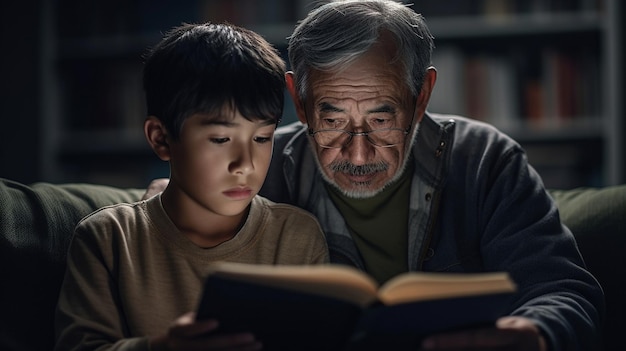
{"left": 199, "top": 118, "right": 237, "bottom": 127}
{"left": 259, "top": 119, "right": 277, "bottom": 126}
{"left": 199, "top": 117, "right": 276, "bottom": 127}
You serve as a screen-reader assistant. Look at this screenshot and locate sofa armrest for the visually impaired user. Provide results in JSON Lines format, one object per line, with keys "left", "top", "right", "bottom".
{"left": 549, "top": 185, "right": 626, "bottom": 351}
{"left": 0, "top": 179, "right": 145, "bottom": 351}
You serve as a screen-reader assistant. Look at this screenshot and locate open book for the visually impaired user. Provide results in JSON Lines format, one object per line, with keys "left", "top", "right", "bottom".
{"left": 196, "top": 262, "right": 517, "bottom": 351}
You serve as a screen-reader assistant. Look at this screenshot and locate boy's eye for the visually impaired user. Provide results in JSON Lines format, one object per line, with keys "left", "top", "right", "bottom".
{"left": 210, "top": 137, "right": 230, "bottom": 144}
{"left": 254, "top": 136, "right": 272, "bottom": 144}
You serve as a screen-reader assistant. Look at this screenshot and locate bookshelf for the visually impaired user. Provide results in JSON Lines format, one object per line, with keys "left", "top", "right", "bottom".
{"left": 37, "top": 0, "right": 310, "bottom": 188}
{"left": 422, "top": 0, "right": 623, "bottom": 188}
{"left": 8, "top": 0, "right": 623, "bottom": 189}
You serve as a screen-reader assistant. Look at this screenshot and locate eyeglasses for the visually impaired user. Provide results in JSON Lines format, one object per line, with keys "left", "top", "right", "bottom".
{"left": 307, "top": 127, "right": 411, "bottom": 149}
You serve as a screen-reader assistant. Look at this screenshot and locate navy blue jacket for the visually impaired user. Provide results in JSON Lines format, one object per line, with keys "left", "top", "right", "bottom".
{"left": 260, "top": 113, "right": 604, "bottom": 351}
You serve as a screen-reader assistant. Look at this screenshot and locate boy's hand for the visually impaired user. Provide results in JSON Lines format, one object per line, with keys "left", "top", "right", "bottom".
{"left": 151, "top": 312, "right": 262, "bottom": 351}
{"left": 421, "top": 316, "right": 547, "bottom": 351}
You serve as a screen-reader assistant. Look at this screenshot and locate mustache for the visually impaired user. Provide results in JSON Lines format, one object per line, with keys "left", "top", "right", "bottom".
{"left": 329, "top": 161, "right": 388, "bottom": 176}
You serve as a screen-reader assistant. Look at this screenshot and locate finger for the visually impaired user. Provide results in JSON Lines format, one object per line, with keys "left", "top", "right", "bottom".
{"left": 170, "top": 312, "right": 219, "bottom": 338}
{"left": 496, "top": 316, "right": 537, "bottom": 331}
{"left": 203, "top": 333, "right": 262, "bottom": 350}
{"left": 421, "top": 327, "right": 522, "bottom": 349}
{"left": 172, "top": 332, "right": 262, "bottom": 351}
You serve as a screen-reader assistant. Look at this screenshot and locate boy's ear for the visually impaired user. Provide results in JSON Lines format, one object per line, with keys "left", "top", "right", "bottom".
{"left": 144, "top": 116, "right": 171, "bottom": 161}
{"left": 285, "top": 72, "right": 307, "bottom": 124}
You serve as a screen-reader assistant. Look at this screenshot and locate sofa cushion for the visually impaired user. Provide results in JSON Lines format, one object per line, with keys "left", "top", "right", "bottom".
{"left": 0, "top": 179, "right": 144, "bottom": 351}
{"left": 1, "top": 179, "right": 622, "bottom": 351}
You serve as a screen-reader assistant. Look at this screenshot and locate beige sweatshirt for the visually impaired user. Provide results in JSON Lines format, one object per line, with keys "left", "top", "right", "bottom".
{"left": 55, "top": 194, "right": 329, "bottom": 351}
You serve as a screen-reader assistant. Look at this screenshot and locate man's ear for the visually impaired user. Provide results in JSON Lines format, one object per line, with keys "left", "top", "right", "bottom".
{"left": 286, "top": 71, "right": 307, "bottom": 124}
{"left": 144, "top": 116, "right": 171, "bottom": 161}
{"left": 415, "top": 67, "right": 437, "bottom": 123}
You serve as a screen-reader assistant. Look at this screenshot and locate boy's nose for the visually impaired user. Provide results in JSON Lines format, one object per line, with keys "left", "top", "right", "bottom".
{"left": 230, "top": 147, "right": 254, "bottom": 175}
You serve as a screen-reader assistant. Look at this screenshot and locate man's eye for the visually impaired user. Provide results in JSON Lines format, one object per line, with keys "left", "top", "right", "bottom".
{"left": 210, "top": 137, "right": 229, "bottom": 144}
{"left": 370, "top": 118, "right": 391, "bottom": 128}
{"left": 321, "top": 118, "right": 345, "bottom": 129}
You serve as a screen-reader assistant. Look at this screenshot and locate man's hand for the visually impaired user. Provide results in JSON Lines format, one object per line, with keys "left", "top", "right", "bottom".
{"left": 151, "top": 312, "right": 262, "bottom": 351}
{"left": 421, "top": 316, "right": 547, "bottom": 351}
{"left": 142, "top": 178, "right": 169, "bottom": 200}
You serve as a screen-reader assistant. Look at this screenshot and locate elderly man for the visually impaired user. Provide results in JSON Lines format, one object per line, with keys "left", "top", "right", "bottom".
{"left": 256, "top": 1, "right": 603, "bottom": 350}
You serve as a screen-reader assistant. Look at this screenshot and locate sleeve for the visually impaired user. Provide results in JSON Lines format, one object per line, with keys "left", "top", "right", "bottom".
{"left": 292, "top": 207, "right": 330, "bottom": 264}
{"left": 53, "top": 216, "right": 149, "bottom": 351}
{"left": 476, "top": 145, "right": 604, "bottom": 351}
{"left": 308, "top": 218, "right": 331, "bottom": 265}
{"left": 266, "top": 202, "right": 330, "bottom": 265}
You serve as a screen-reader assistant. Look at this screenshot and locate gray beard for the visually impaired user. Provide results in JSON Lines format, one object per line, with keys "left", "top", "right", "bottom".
{"left": 310, "top": 123, "right": 420, "bottom": 199}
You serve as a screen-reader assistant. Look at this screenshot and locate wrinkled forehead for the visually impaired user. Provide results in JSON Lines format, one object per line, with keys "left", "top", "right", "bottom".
{"left": 306, "top": 38, "right": 413, "bottom": 105}
{"left": 306, "top": 69, "right": 414, "bottom": 113}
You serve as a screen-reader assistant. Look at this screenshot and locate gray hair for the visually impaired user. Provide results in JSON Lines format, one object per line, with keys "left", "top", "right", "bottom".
{"left": 288, "top": 0, "right": 434, "bottom": 100}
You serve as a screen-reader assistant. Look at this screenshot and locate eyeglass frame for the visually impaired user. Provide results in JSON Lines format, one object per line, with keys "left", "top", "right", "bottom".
{"left": 303, "top": 99, "right": 418, "bottom": 149}
{"left": 306, "top": 126, "right": 411, "bottom": 149}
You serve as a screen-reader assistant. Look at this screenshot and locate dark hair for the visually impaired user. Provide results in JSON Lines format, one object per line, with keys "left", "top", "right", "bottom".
{"left": 143, "top": 22, "right": 286, "bottom": 140}
{"left": 288, "top": 0, "right": 434, "bottom": 100}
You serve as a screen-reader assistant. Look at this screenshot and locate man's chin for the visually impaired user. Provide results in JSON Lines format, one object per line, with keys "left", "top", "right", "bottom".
{"left": 326, "top": 178, "right": 386, "bottom": 199}
{"left": 343, "top": 188, "right": 384, "bottom": 199}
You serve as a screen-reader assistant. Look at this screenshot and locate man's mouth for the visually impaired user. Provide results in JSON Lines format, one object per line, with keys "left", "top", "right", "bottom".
{"left": 344, "top": 172, "right": 376, "bottom": 185}
{"left": 330, "top": 161, "right": 388, "bottom": 178}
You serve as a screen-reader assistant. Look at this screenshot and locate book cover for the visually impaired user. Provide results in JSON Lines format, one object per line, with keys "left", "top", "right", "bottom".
{"left": 196, "top": 262, "right": 516, "bottom": 351}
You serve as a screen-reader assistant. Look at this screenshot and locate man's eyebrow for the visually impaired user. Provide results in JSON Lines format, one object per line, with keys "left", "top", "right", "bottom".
{"left": 367, "top": 104, "right": 396, "bottom": 114}
{"left": 316, "top": 102, "right": 396, "bottom": 114}
{"left": 318, "top": 102, "right": 343, "bottom": 112}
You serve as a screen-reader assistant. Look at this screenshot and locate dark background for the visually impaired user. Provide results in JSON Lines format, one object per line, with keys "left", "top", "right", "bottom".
{"left": 1, "top": 0, "right": 623, "bottom": 189}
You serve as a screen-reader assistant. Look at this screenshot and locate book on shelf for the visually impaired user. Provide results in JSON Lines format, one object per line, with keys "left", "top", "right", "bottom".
{"left": 429, "top": 46, "right": 465, "bottom": 116}
{"left": 196, "top": 262, "right": 517, "bottom": 351}
{"left": 430, "top": 48, "right": 518, "bottom": 129}
{"left": 430, "top": 43, "right": 600, "bottom": 131}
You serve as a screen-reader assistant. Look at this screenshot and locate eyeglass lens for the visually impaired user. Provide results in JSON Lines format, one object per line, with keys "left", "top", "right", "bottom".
{"left": 313, "top": 129, "right": 406, "bottom": 148}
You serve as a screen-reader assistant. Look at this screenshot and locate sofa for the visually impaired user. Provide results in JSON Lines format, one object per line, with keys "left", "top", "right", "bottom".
{"left": 0, "top": 178, "right": 624, "bottom": 351}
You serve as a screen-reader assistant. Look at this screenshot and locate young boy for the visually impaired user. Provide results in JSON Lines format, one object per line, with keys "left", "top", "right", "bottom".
{"left": 54, "top": 23, "right": 329, "bottom": 351}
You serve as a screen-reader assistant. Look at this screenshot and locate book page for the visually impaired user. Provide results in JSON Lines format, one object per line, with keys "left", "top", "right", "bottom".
{"left": 205, "top": 262, "right": 380, "bottom": 307}
{"left": 377, "top": 272, "right": 516, "bottom": 305}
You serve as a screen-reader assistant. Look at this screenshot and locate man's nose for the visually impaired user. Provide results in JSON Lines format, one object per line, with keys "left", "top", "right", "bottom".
{"left": 343, "top": 132, "right": 375, "bottom": 164}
